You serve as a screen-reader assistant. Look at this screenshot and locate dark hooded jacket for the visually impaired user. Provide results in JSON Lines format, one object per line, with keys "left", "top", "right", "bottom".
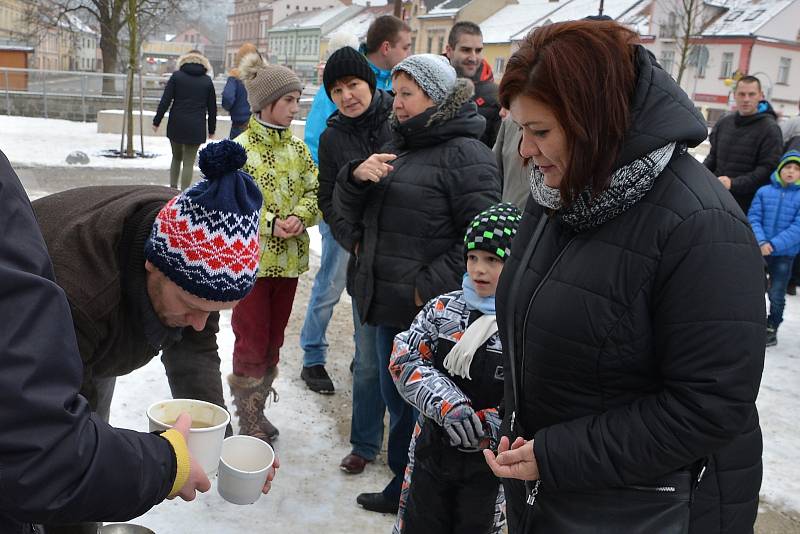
{"left": 498, "top": 46, "right": 765, "bottom": 533}
{"left": 704, "top": 100, "right": 783, "bottom": 213}
{"left": 153, "top": 51, "right": 217, "bottom": 145}
{"left": 472, "top": 58, "right": 502, "bottom": 148}
{"left": 31, "top": 186, "right": 226, "bottom": 412}
{"left": 318, "top": 89, "right": 394, "bottom": 252}
{"left": 334, "top": 79, "right": 501, "bottom": 329}
{"left": 0, "top": 152, "right": 175, "bottom": 532}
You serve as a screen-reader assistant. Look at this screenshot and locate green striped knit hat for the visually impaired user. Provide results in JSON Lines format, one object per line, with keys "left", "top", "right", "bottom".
{"left": 464, "top": 203, "right": 523, "bottom": 262}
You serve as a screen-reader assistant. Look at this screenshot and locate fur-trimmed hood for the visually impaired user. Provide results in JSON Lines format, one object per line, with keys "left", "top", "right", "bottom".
{"left": 178, "top": 52, "right": 212, "bottom": 77}
{"left": 390, "top": 78, "right": 484, "bottom": 149}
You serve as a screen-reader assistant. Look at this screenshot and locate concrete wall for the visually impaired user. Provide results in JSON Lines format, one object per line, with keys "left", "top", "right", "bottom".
{"left": 0, "top": 91, "right": 163, "bottom": 122}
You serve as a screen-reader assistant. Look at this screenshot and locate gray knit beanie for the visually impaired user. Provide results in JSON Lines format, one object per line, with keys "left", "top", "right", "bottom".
{"left": 392, "top": 54, "right": 457, "bottom": 104}
{"left": 239, "top": 53, "right": 303, "bottom": 112}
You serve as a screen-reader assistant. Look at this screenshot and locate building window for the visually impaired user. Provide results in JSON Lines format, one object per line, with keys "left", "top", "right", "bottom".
{"left": 724, "top": 10, "right": 743, "bottom": 21}
{"left": 743, "top": 9, "right": 765, "bottom": 21}
{"left": 659, "top": 50, "right": 675, "bottom": 75}
{"left": 778, "top": 57, "right": 791, "bottom": 84}
{"left": 697, "top": 57, "right": 706, "bottom": 78}
{"left": 720, "top": 52, "right": 733, "bottom": 78}
{"left": 494, "top": 57, "right": 505, "bottom": 74}
{"left": 427, "top": 36, "right": 433, "bottom": 53}
{"left": 437, "top": 37, "right": 444, "bottom": 54}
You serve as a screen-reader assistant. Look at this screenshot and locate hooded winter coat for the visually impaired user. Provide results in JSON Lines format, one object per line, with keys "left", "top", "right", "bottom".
{"left": 318, "top": 88, "right": 394, "bottom": 252}
{"left": 498, "top": 46, "right": 765, "bottom": 534}
{"left": 748, "top": 151, "right": 800, "bottom": 257}
{"left": 153, "top": 51, "right": 217, "bottom": 145}
{"left": 334, "top": 79, "right": 501, "bottom": 329}
{"left": 0, "top": 152, "right": 175, "bottom": 532}
{"left": 704, "top": 102, "right": 783, "bottom": 213}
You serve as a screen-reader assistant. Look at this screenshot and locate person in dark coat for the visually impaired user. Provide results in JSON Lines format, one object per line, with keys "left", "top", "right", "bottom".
{"left": 153, "top": 50, "right": 217, "bottom": 189}
{"left": 0, "top": 149, "right": 213, "bottom": 533}
{"left": 704, "top": 75, "right": 783, "bottom": 213}
{"left": 222, "top": 43, "right": 257, "bottom": 140}
{"left": 30, "top": 142, "right": 272, "bottom": 533}
{"left": 317, "top": 46, "right": 396, "bottom": 475}
{"left": 334, "top": 53, "right": 501, "bottom": 514}
{"left": 483, "top": 21, "right": 765, "bottom": 534}
{"left": 444, "top": 21, "right": 501, "bottom": 149}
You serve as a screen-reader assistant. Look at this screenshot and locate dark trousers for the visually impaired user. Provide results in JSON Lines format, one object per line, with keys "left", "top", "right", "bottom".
{"left": 374, "top": 324, "right": 417, "bottom": 501}
{"left": 403, "top": 447, "right": 500, "bottom": 534}
{"left": 767, "top": 255, "right": 794, "bottom": 328}
{"left": 232, "top": 276, "right": 298, "bottom": 378}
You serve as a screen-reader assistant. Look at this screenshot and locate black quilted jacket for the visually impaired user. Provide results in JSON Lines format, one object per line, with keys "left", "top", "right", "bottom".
{"left": 498, "top": 47, "right": 765, "bottom": 534}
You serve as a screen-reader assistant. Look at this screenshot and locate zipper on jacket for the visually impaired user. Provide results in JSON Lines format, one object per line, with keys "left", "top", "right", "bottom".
{"left": 628, "top": 484, "right": 677, "bottom": 492}
{"left": 526, "top": 480, "right": 541, "bottom": 506}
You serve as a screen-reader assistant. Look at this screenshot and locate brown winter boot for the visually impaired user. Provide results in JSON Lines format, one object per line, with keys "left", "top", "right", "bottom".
{"left": 227, "top": 367, "right": 279, "bottom": 444}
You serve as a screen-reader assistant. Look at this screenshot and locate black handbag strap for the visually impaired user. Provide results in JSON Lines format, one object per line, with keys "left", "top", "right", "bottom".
{"left": 505, "top": 212, "right": 549, "bottom": 430}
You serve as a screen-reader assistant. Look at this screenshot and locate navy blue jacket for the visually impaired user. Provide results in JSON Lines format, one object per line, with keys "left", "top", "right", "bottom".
{"left": 221, "top": 76, "right": 251, "bottom": 125}
{"left": 0, "top": 151, "right": 175, "bottom": 531}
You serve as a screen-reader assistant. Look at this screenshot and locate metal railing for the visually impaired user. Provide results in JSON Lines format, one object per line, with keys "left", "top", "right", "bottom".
{"left": 1, "top": 66, "right": 315, "bottom": 121}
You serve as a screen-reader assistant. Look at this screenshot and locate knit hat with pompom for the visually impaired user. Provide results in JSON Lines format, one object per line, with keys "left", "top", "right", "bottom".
{"left": 145, "top": 139, "right": 263, "bottom": 302}
{"left": 239, "top": 52, "right": 303, "bottom": 112}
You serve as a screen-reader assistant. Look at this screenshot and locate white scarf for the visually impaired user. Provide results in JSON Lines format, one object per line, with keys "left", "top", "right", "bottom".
{"left": 442, "top": 314, "right": 498, "bottom": 380}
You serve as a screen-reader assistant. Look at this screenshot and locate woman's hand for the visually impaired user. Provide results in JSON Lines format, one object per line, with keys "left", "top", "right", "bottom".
{"left": 760, "top": 242, "right": 773, "bottom": 256}
{"left": 353, "top": 154, "right": 396, "bottom": 183}
{"left": 151, "top": 124, "right": 159, "bottom": 133}
{"left": 169, "top": 413, "right": 212, "bottom": 501}
{"left": 483, "top": 436, "right": 540, "bottom": 481}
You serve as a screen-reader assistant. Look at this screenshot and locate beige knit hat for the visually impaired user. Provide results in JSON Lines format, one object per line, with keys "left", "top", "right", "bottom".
{"left": 239, "top": 53, "right": 303, "bottom": 112}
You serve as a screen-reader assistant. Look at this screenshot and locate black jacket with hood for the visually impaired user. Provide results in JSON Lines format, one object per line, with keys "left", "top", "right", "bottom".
{"left": 318, "top": 89, "right": 394, "bottom": 252}
{"left": 334, "top": 79, "right": 501, "bottom": 329}
{"left": 0, "top": 152, "right": 175, "bottom": 532}
{"left": 498, "top": 47, "right": 765, "bottom": 533}
{"left": 703, "top": 102, "right": 783, "bottom": 213}
{"left": 472, "top": 58, "right": 502, "bottom": 149}
{"left": 153, "top": 51, "right": 217, "bottom": 145}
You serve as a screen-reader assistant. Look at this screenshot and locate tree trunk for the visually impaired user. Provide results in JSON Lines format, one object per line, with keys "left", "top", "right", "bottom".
{"left": 99, "top": 26, "right": 119, "bottom": 95}
{"left": 124, "top": 0, "right": 137, "bottom": 157}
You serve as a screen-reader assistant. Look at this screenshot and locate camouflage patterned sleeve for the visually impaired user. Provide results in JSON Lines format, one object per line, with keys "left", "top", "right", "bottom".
{"left": 389, "top": 294, "right": 471, "bottom": 426}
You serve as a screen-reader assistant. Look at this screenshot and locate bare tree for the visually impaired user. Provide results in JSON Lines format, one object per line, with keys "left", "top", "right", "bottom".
{"left": 25, "top": 0, "right": 189, "bottom": 93}
{"left": 655, "top": 0, "right": 703, "bottom": 86}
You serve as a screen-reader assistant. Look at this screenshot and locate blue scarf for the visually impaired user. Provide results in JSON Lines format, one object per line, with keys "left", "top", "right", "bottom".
{"left": 462, "top": 273, "right": 496, "bottom": 315}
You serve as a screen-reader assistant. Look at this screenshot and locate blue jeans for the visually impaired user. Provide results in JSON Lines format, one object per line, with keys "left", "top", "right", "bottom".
{"left": 350, "top": 306, "right": 385, "bottom": 461}
{"left": 374, "top": 324, "right": 417, "bottom": 502}
{"left": 767, "top": 255, "right": 794, "bottom": 328}
{"left": 299, "top": 221, "right": 349, "bottom": 367}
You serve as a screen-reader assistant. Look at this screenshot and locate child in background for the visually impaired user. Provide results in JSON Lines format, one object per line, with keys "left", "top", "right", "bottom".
{"left": 748, "top": 150, "right": 800, "bottom": 347}
{"left": 228, "top": 53, "right": 320, "bottom": 443}
{"left": 389, "top": 203, "right": 522, "bottom": 534}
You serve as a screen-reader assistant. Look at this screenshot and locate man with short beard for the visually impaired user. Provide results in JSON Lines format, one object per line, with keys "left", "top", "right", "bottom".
{"left": 445, "top": 21, "right": 501, "bottom": 148}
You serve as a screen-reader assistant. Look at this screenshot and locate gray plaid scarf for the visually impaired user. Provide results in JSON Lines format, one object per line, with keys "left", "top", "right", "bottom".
{"left": 530, "top": 142, "right": 676, "bottom": 232}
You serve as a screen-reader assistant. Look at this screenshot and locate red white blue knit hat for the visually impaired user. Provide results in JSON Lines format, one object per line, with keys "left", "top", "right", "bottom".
{"left": 145, "top": 140, "right": 262, "bottom": 302}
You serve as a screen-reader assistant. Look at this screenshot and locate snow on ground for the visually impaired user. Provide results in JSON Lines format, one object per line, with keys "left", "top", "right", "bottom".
{"left": 6, "top": 114, "right": 800, "bottom": 531}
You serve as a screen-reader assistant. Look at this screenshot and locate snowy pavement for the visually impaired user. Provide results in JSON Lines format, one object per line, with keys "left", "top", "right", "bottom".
{"left": 3, "top": 114, "right": 800, "bottom": 533}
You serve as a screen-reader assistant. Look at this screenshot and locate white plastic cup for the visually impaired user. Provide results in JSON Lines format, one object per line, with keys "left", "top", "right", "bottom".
{"left": 147, "top": 398, "right": 230, "bottom": 477}
{"left": 217, "top": 435, "right": 275, "bottom": 505}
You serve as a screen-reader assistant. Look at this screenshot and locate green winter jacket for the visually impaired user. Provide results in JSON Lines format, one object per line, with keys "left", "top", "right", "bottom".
{"left": 237, "top": 115, "right": 320, "bottom": 278}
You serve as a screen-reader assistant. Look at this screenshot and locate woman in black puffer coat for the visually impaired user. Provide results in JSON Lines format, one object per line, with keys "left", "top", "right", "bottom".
{"left": 334, "top": 53, "right": 500, "bottom": 513}
{"left": 153, "top": 50, "right": 217, "bottom": 189}
{"left": 483, "top": 21, "right": 765, "bottom": 534}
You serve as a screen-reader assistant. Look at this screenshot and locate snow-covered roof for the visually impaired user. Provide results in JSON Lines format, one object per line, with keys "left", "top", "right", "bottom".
{"left": 321, "top": 5, "right": 393, "bottom": 41}
{"left": 419, "top": 0, "right": 473, "bottom": 18}
{"left": 64, "top": 13, "right": 97, "bottom": 35}
{"left": 480, "top": 1, "right": 564, "bottom": 44}
{"left": 508, "top": 0, "right": 646, "bottom": 41}
{"left": 271, "top": 5, "right": 362, "bottom": 31}
{"left": 702, "top": 0, "right": 793, "bottom": 36}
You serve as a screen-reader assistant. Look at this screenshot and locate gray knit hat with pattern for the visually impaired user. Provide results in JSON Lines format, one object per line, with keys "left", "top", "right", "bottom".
{"left": 239, "top": 53, "right": 303, "bottom": 112}
{"left": 392, "top": 54, "right": 456, "bottom": 104}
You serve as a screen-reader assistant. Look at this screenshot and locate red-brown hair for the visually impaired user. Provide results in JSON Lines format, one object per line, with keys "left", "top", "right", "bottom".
{"left": 500, "top": 20, "right": 638, "bottom": 205}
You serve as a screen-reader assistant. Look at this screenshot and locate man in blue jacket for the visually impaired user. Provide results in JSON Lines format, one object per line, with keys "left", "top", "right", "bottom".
{"left": 0, "top": 150, "right": 211, "bottom": 533}
{"left": 299, "top": 15, "right": 411, "bottom": 394}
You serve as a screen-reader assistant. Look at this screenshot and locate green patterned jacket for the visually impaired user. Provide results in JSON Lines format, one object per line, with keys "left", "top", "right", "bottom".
{"left": 237, "top": 116, "right": 320, "bottom": 278}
